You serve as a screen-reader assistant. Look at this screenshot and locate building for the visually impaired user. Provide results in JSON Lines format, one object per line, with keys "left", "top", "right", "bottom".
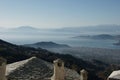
{"left": 0, "top": 57, "right": 7, "bottom": 80}
{"left": 51, "top": 59, "right": 65, "bottom": 80}
{"left": 80, "top": 69, "right": 88, "bottom": 80}
{"left": 0, "top": 57, "right": 88, "bottom": 80}
{"left": 107, "top": 70, "right": 120, "bottom": 80}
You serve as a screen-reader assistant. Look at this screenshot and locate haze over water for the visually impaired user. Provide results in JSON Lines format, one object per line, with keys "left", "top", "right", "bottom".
{"left": 0, "top": 27, "right": 120, "bottom": 49}
{"left": 0, "top": 0, "right": 120, "bottom": 49}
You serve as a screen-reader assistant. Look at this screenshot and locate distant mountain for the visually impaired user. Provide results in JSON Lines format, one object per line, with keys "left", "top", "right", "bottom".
{"left": 55, "top": 24, "right": 120, "bottom": 34}
{"left": 11, "top": 26, "right": 38, "bottom": 32}
{"left": 113, "top": 40, "right": 120, "bottom": 46}
{"left": 73, "top": 34, "right": 120, "bottom": 40}
{"left": 0, "top": 39, "right": 106, "bottom": 80}
{"left": 1, "top": 26, "right": 42, "bottom": 35}
{"left": 92, "top": 34, "right": 114, "bottom": 39}
{"left": 24, "top": 41, "right": 70, "bottom": 49}
{"left": 1, "top": 24, "right": 120, "bottom": 37}
{"left": 1, "top": 39, "right": 120, "bottom": 80}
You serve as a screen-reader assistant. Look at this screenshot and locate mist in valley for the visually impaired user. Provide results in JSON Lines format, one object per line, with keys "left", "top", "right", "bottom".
{"left": 1, "top": 25, "right": 120, "bottom": 65}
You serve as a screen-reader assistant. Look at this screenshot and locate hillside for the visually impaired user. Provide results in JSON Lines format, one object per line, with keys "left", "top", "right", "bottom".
{"left": 48, "top": 47, "right": 120, "bottom": 64}
{"left": 55, "top": 25, "right": 120, "bottom": 34}
{"left": 10, "top": 26, "right": 38, "bottom": 32}
{"left": 73, "top": 34, "right": 120, "bottom": 40}
{"left": 0, "top": 39, "right": 119, "bottom": 80}
{"left": 24, "top": 41, "right": 70, "bottom": 49}
{"left": 113, "top": 40, "right": 120, "bottom": 46}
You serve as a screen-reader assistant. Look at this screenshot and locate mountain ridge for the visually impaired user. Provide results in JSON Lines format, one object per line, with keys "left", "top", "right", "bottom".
{"left": 1, "top": 24, "right": 120, "bottom": 34}
{"left": 0, "top": 39, "right": 119, "bottom": 80}
{"left": 24, "top": 41, "right": 70, "bottom": 49}
{"left": 73, "top": 34, "right": 120, "bottom": 40}
{"left": 54, "top": 24, "right": 120, "bottom": 34}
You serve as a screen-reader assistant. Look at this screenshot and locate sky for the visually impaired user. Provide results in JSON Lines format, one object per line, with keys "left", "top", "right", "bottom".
{"left": 0, "top": 0, "right": 120, "bottom": 29}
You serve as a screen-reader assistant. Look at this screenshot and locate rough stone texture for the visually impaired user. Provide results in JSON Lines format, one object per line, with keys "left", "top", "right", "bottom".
{"left": 6, "top": 57, "right": 36, "bottom": 76}
{"left": 107, "top": 79, "right": 120, "bottom": 80}
{"left": 0, "top": 57, "right": 7, "bottom": 80}
{"left": 107, "top": 70, "right": 120, "bottom": 80}
{"left": 51, "top": 59, "right": 65, "bottom": 80}
{"left": 80, "top": 69, "right": 88, "bottom": 80}
{"left": 6, "top": 57, "right": 80, "bottom": 80}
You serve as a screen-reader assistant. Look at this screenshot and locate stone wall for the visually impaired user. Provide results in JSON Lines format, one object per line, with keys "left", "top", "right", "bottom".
{"left": 51, "top": 59, "right": 88, "bottom": 80}
{"left": 0, "top": 57, "right": 7, "bottom": 80}
{"left": 51, "top": 59, "right": 65, "bottom": 80}
{"left": 80, "top": 69, "right": 88, "bottom": 80}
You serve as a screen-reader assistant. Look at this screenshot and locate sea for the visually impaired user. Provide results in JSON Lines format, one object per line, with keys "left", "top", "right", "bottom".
{"left": 0, "top": 31, "right": 120, "bottom": 49}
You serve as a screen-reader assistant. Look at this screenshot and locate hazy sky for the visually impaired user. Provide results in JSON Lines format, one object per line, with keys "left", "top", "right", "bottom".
{"left": 0, "top": 0, "right": 120, "bottom": 29}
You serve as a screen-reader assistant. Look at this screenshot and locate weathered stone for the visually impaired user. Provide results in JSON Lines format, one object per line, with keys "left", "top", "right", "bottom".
{"left": 80, "top": 69, "right": 88, "bottom": 80}
{"left": 0, "top": 57, "right": 7, "bottom": 80}
{"left": 51, "top": 59, "right": 65, "bottom": 80}
{"left": 6, "top": 57, "right": 83, "bottom": 80}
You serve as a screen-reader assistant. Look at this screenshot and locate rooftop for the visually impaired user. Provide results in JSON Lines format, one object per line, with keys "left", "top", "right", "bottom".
{"left": 108, "top": 70, "right": 120, "bottom": 79}
{"left": 6, "top": 57, "right": 80, "bottom": 80}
